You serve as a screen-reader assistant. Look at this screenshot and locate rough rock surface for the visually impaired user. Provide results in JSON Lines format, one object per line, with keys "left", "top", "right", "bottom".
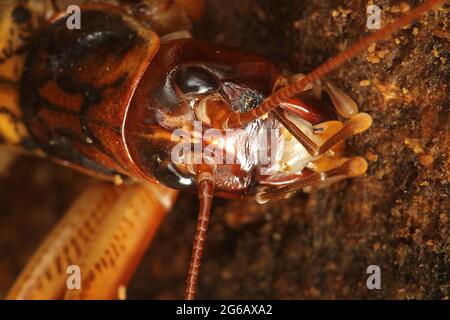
{"left": 0, "top": 0, "right": 448, "bottom": 299}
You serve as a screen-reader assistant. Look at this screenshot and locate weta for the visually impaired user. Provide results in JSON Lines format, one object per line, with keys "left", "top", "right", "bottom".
{"left": 0, "top": 0, "right": 446, "bottom": 300}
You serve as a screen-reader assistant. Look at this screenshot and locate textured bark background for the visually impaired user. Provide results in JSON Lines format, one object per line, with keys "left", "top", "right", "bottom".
{"left": 0, "top": 0, "right": 449, "bottom": 299}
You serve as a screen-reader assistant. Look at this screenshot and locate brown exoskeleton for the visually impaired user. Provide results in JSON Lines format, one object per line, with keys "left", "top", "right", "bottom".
{"left": 0, "top": 0, "right": 446, "bottom": 299}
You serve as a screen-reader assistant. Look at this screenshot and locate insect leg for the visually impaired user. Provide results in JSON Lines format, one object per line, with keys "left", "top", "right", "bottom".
{"left": 256, "top": 157, "right": 367, "bottom": 204}
{"left": 272, "top": 107, "right": 320, "bottom": 156}
{"left": 7, "top": 182, "right": 177, "bottom": 300}
{"left": 318, "top": 113, "right": 372, "bottom": 154}
{"left": 272, "top": 104, "right": 372, "bottom": 157}
{"left": 185, "top": 164, "right": 215, "bottom": 300}
{"left": 64, "top": 183, "right": 178, "bottom": 300}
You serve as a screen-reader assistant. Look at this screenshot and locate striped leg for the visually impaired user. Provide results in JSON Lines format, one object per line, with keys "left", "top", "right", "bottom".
{"left": 7, "top": 182, "right": 178, "bottom": 300}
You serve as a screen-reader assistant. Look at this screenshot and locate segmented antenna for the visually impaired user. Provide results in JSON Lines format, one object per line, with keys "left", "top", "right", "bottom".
{"left": 226, "top": 0, "right": 446, "bottom": 128}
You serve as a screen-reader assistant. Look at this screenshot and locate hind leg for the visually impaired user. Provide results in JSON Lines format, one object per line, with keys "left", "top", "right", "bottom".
{"left": 7, "top": 182, "right": 178, "bottom": 300}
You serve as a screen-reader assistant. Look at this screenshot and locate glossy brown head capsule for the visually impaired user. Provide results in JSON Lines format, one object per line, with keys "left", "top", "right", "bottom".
{"left": 125, "top": 38, "right": 284, "bottom": 192}
{"left": 122, "top": 35, "right": 371, "bottom": 199}
{"left": 18, "top": 1, "right": 444, "bottom": 299}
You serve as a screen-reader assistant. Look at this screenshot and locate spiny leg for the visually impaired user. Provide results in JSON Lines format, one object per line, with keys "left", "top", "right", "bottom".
{"left": 256, "top": 157, "right": 367, "bottom": 204}
{"left": 270, "top": 80, "right": 342, "bottom": 157}
{"left": 272, "top": 107, "right": 320, "bottom": 156}
{"left": 8, "top": 183, "right": 121, "bottom": 300}
{"left": 272, "top": 70, "right": 369, "bottom": 158}
{"left": 7, "top": 182, "right": 178, "bottom": 300}
{"left": 64, "top": 183, "right": 178, "bottom": 300}
{"left": 259, "top": 99, "right": 371, "bottom": 204}
{"left": 273, "top": 104, "right": 372, "bottom": 157}
{"left": 185, "top": 164, "right": 215, "bottom": 300}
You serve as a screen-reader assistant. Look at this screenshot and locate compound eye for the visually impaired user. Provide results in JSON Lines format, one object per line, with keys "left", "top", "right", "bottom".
{"left": 173, "top": 66, "right": 219, "bottom": 94}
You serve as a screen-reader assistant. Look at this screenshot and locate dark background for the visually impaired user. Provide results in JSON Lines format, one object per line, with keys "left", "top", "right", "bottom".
{"left": 0, "top": 0, "right": 449, "bottom": 299}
